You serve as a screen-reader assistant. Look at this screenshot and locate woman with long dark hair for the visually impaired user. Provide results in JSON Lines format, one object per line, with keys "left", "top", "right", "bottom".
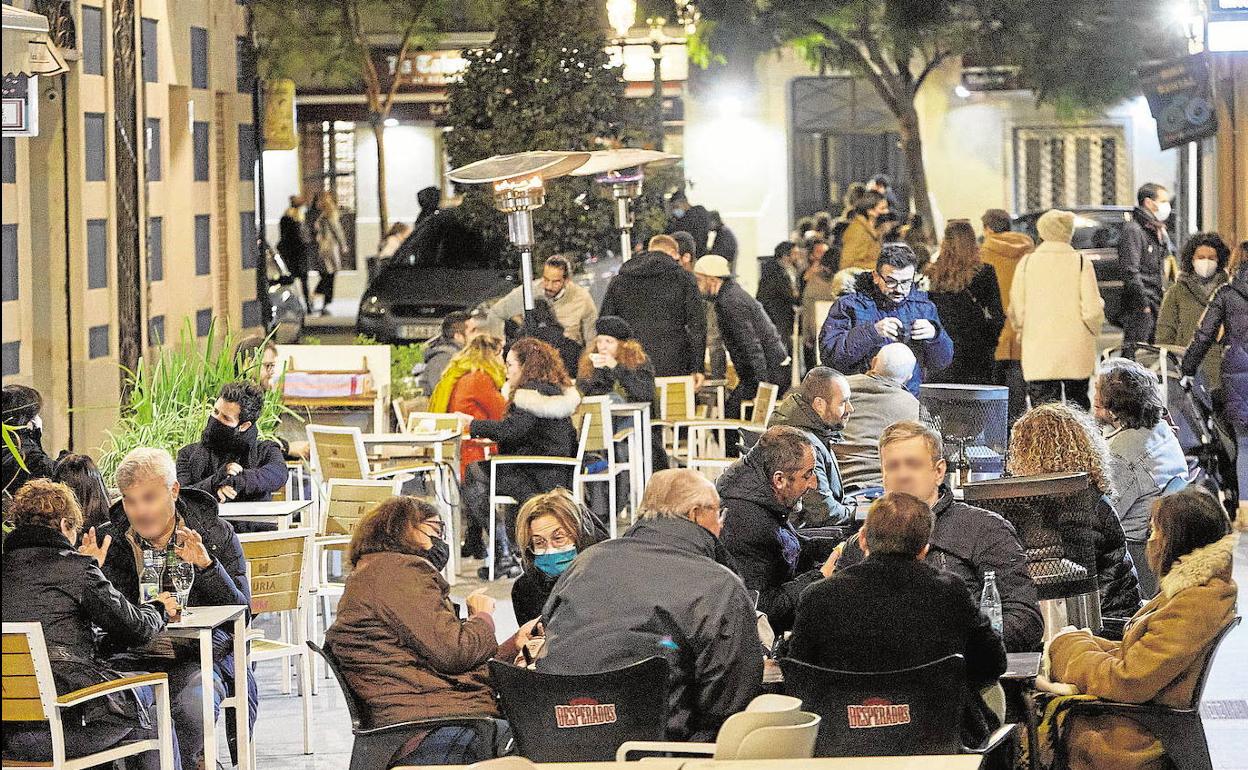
{"left": 52, "top": 453, "right": 112, "bottom": 531}
{"left": 926, "top": 219, "right": 1005, "bottom": 384}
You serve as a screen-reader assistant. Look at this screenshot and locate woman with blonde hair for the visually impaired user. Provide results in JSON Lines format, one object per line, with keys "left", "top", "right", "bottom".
{"left": 308, "top": 189, "right": 346, "bottom": 314}
{"left": 1007, "top": 402, "right": 1142, "bottom": 616}
{"left": 511, "top": 488, "right": 606, "bottom": 625}
{"left": 927, "top": 219, "right": 1004, "bottom": 384}
{"left": 430, "top": 335, "right": 507, "bottom": 421}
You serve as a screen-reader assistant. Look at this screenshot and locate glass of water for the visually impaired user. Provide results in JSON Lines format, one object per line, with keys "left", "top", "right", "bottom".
{"left": 171, "top": 561, "right": 195, "bottom": 618}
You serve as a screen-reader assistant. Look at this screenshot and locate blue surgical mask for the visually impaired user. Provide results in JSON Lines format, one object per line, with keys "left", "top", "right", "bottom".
{"left": 533, "top": 544, "right": 577, "bottom": 577}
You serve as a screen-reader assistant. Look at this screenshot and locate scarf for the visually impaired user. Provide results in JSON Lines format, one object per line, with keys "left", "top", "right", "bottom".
{"left": 428, "top": 357, "right": 506, "bottom": 413}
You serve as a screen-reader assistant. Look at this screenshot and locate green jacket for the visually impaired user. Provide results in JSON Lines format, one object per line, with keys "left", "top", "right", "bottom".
{"left": 766, "top": 392, "right": 853, "bottom": 527}
{"left": 1156, "top": 271, "right": 1226, "bottom": 384}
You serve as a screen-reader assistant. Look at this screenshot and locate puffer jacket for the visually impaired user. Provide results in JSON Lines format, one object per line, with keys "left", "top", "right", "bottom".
{"left": 1156, "top": 270, "right": 1226, "bottom": 385}
{"left": 1049, "top": 532, "right": 1237, "bottom": 770}
{"left": 1183, "top": 267, "right": 1248, "bottom": 427}
{"left": 599, "top": 251, "right": 707, "bottom": 377}
{"left": 2, "top": 524, "right": 168, "bottom": 727}
{"left": 469, "top": 380, "right": 580, "bottom": 491}
{"left": 980, "top": 230, "right": 1034, "bottom": 360}
{"left": 819, "top": 271, "right": 954, "bottom": 394}
{"left": 766, "top": 392, "right": 852, "bottom": 527}
{"left": 717, "top": 450, "right": 823, "bottom": 633}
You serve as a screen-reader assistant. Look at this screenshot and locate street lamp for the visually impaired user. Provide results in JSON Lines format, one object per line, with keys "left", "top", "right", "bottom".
{"left": 647, "top": 16, "right": 667, "bottom": 148}
{"left": 447, "top": 151, "right": 591, "bottom": 319}
{"left": 570, "top": 148, "right": 680, "bottom": 260}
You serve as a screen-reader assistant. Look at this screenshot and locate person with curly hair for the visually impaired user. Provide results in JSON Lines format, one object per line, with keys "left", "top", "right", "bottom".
{"left": 1007, "top": 402, "right": 1143, "bottom": 614}
{"left": 460, "top": 338, "right": 581, "bottom": 578}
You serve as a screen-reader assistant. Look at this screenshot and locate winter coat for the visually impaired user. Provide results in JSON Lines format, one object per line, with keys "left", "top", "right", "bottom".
{"left": 756, "top": 259, "right": 801, "bottom": 348}
{"left": 537, "top": 515, "right": 762, "bottom": 741}
{"left": 1117, "top": 206, "right": 1170, "bottom": 314}
{"left": 766, "top": 391, "right": 852, "bottom": 527}
{"left": 839, "top": 487, "right": 1043, "bottom": 652}
{"left": 1183, "top": 268, "right": 1248, "bottom": 427}
{"left": 717, "top": 450, "right": 824, "bottom": 633}
{"left": 713, "top": 278, "right": 788, "bottom": 387}
{"left": 1009, "top": 241, "right": 1105, "bottom": 382}
{"left": 469, "top": 381, "right": 580, "bottom": 493}
{"left": 1105, "top": 422, "right": 1190, "bottom": 542}
{"left": 276, "top": 209, "right": 309, "bottom": 274}
{"left": 176, "top": 425, "right": 289, "bottom": 503}
{"left": 1049, "top": 532, "right": 1238, "bottom": 770}
{"left": 417, "top": 334, "right": 463, "bottom": 397}
{"left": 326, "top": 551, "right": 501, "bottom": 725}
{"left": 599, "top": 251, "right": 707, "bottom": 377}
{"left": 980, "top": 231, "right": 1034, "bottom": 361}
{"left": 666, "top": 205, "right": 711, "bottom": 257}
{"left": 576, "top": 340, "right": 656, "bottom": 404}
{"left": 512, "top": 565, "right": 559, "bottom": 627}
{"left": 928, "top": 264, "right": 1006, "bottom": 385}
{"left": 1156, "top": 270, "right": 1227, "bottom": 386}
{"left": 448, "top": 370, "right": 507, "bottom": 422}
{"left": 710, "top": 225, "right": 738, "bottom": 264}
{"left": 2, "top": 524, "right": 169, "bottom": 728}
{"left": 0, "top": 425, "right": 57, "bottom": 496}
{"left": 430, "top": 354, "right": 506, "bottom": 415}
{"left": 819, "top": 271, "right": 955, "bottom": 395}
{"left": 834, "top": 373, "right": 921, "bottom": 489}
{"left": 486, "top": 280, "right": 598, "bottom": 346}
{"left": 840, "top": 215, "right": 881, "bottom": 272}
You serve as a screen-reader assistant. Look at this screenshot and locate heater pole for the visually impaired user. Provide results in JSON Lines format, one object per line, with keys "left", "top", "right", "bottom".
{"left": 617, "top": 197, "right": 633, "bottom": 261}
{"left": 506, "top": 208, "right": 537, "bottom": 322}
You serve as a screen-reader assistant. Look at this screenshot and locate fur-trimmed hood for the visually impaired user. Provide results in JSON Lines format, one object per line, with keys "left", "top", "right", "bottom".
{"left": 1160, "top": 532, "right": 1238, "bottom": 599}
{"left": 511, "top": 383, "right": 581, "bottom": 419}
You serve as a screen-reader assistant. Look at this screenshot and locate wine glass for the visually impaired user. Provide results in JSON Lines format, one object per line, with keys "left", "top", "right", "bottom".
{"left": 171, "top": 561, "right": 195, "bottom": 619}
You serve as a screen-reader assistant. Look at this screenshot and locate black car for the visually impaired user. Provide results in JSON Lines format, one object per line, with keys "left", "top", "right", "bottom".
{"left": 1012, "top": 206, "right": 1138, "bottom": 326}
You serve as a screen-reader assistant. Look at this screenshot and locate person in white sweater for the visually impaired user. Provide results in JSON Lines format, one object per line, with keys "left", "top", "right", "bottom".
{"left": 1009, "top": 209, "right": 1105, "bottom": 409}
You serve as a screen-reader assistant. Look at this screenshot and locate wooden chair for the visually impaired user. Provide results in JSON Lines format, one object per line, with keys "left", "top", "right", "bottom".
{"left": 2, "top": 623, "right": 175, "bottom": 769}
{"left": 238, "top": 528, "right": 316, "bottom": 757}
{"left": 575, "top": 396, "right": 637, "bottom": 538}
{"left": 652, "top": 375, "right": 699, "bottom": 462}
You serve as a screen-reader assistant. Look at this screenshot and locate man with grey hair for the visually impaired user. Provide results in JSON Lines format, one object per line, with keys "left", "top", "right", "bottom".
{"left": 837, "top": 343, "right": 921, "bottom": 489}
{"left": 717, "top": 426, "right": 838, "bottom": 633}
{"left": 537, "top": 468, "right": 762, "bottom": 741}
{"left": 767, "top": 366, "right": 855, "bottom": 527}
{"left": 95, "top": 447, "right": 255, "bottom": 769}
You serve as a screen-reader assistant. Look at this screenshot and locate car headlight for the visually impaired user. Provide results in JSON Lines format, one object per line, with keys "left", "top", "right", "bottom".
{"left": 360, "top": 297, "right": 387, "bottom": 317}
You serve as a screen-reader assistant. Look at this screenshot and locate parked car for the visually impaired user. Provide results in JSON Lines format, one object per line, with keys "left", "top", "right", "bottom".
{"left": 1013, "top": 206, "right": 1136, "bottom": 326}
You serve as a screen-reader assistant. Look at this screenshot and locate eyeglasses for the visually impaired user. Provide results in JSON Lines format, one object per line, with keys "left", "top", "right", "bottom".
{"left": 877, "top": 273, "right": 914, "bottom": 290}
{"left": 530, "top": 529, "right": 573, "bottom": 551}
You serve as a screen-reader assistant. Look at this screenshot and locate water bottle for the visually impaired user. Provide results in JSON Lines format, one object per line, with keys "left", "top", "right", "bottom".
{"left": 980, "top": 570, "right": 1004, "bottom": 636}
{"left": 140, "top": 549, "right": 161, "bottom": 603}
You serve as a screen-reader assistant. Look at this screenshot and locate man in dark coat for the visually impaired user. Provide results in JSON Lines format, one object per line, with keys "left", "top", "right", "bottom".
{"left": 835, "top": 421, "right": 1043, "bottom": 652}
{"left": 98, "top": 447, "right": 256, "bottom": 770}
{"left": 176, "top": 381, "right": 288, "bottom": 504}
{"left": 708, "top": 210, "right": 739, "bottom": 267}
{"left": 756, "top": 241, "right": 802, "bottom": 355}
{"left": 1117, "top": 183, "right": 1173, "bottom": 357}
{"left": 665, "top": 190, "right": 710, "bottom": 257}
{"left": 766, "top": 367, "right": 854, "bottom": 527}
{"left": 694, "top": 255, "right": 788, "bottom": 420}
{"left": 599, "top": 234, "right": 707, "bottom": 379}
{"left": 1, "top": 384, "right": 57, "bottom": 497}
{"left": 717, "top": 427, "right": 837, "bottom": 634}
{"left": 537, "top": 469, "right": 762, "bottom": 741}
{"left": 791, "top": 491, "right": 1007, "bottom": 745}
{"left": 820, "top": 243, "right": 953, "bottom": 394}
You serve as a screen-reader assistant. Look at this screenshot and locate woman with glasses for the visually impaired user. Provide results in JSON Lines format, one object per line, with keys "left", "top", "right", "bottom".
{"left": 325, "top": 496, "right": 537, "bottom": 764}
{"left": 511, "top": 488, "right": 605, "bottom": 626}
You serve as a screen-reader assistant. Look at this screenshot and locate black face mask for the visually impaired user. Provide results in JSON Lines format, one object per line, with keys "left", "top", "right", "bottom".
{"left": 202, "top": 416, "right": 243, "bottom": 450}
{"left": 422, "top": 538, "right": 450, "bottom": 572}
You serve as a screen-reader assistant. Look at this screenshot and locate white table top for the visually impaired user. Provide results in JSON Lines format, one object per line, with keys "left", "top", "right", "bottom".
{"left": 425, "top": 757, "right": 981, "bottom": 770}
{"left": 165, "top": 604, "right": 247, "bottom": 633}
{"left": 219, "top": 500, "right": 310, "bottom": 518}
{"left": 360, "top": 429, "right": 462, "bottom": 443}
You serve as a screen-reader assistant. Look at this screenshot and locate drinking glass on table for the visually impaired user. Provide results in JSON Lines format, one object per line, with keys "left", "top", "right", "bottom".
{"left": 171, "top": 561, "right": 195, "bottom": 618}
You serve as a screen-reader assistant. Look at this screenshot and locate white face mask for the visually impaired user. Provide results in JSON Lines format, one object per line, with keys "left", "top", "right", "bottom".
{"left": 1154, "top": 201, "right": 1172, "bottom": 222}
{"left": 1193, "top": 259, "right": 1218, "bottom": 279}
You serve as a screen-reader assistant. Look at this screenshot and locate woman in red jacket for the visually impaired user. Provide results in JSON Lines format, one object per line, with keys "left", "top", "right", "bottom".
{"left": 430, "top": 335, "right": 507, "bottom": 422}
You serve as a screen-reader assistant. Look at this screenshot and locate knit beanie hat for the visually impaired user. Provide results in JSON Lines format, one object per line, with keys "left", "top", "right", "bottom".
{"left": 1037, "top": 209, "right": 1075, "bottom": 244}
{"left": 595, "top": 315, "right": 634, "bottom": 341}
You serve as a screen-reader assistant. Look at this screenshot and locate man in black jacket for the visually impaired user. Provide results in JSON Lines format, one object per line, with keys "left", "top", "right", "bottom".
{"left": 835, "top": 421, "right": 1043, "bottom": 652}
{"left": 538, "top": 468, "right": 761, "bottom": 741}
{"left": 790, "top": 491, "right": 1007, "bottom": 745}
{"left": 599, "top": 234, "right": 707, "bottom": 379}
{"left": 665, "top": 190, "right": 710, "bottom": 257}
{"left": 708, "top": 210, "right": 738, "bottom": 267}
{"left": 756, "top": 241, "right": 802, "bottom": 355}
{"left": 1117, "top": 182, "right": 1173, "bottom": 357}
{"left": 176, "top": 381, "right": 288, "bottom": 504}
{"left": 98, "top": 447, "right": 256, "bottom": 770}
{"left": 718, "top": 426, "right": 838, "bottom": 633}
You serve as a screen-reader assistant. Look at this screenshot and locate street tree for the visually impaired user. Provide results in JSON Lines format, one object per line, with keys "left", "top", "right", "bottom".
{"left": 695, "top": 0, "right": 1183, "bottom": 236}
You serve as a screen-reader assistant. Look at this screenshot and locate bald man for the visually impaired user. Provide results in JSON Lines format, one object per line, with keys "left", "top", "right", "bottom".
{"left": 537, "top": 469, "right": 761, "bottom": 741}
{"left": 837, "top": 344, "right": 922, "bottom": 488}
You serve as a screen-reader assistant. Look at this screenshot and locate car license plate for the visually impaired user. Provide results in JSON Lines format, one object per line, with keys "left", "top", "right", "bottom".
{"left": 398, "top": 324, "right": 437, "bottom": 339}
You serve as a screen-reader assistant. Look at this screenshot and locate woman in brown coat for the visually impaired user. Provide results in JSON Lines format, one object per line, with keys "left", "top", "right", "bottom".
{"left": 325, "top": 497, "right": 536, "bottom": 764}
{"left": 1046, "top": 488, "right": 1237, "bottom": 770}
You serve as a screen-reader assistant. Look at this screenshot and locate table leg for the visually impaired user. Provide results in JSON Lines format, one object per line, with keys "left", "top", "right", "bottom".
{"left": 435, "top": 442, "right": 457, "bottom": 585}
{"left": 199, "top": 631, "right": 217, "bottom": 770}
{"left": 234, "top": 615, "right": 252, "bottom": 770}
{"left": 640, "top": 409, "right": 653, "bottom": 482}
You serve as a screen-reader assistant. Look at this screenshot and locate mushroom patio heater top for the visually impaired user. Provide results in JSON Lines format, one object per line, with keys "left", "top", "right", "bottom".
{"left": 447, "top": 150, "right": 590, "bottom": 316}
{"left": 570, "top": 149, "right": 679, "bottom": 260}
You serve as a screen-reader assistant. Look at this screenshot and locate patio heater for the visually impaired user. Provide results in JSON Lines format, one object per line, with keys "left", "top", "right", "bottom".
{"left": 447, "top": 150, "right": 590, "bottom": 318}
{"left": 569, "top": 148, "right": 679, "bottom": 260}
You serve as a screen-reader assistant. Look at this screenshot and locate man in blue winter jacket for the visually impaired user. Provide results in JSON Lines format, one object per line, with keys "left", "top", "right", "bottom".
{"left": 819, "top": 243, "right": 953, "bottom": 394}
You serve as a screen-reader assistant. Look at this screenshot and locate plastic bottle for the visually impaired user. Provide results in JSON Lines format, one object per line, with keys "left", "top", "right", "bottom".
{"left": 980, "top": 570, "right": 1004, "bottom": 636}
{"left": 140, "top": 549, "right": 161, "bottom": 603}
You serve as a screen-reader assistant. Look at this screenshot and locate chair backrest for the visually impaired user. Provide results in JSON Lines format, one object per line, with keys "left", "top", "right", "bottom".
{"left": 711, "top": 696, "right": 817, "bottom": 759}
{"left": 1, "top": 623, "right": 57, "bottom": 724}
{"left": 780, "top": 654, "right": 967, "bottom": 757}
{"left": 404, "top": 411, "right": 466, "bottom": 435}
{"left": 306, "top": 640, "right": 370, "bottom": 732}
{"left": 575, "top": 396, "right": 614, "bottom": 454}
{"left": 1186, "top": 616, "right": 1242, "bottom": 710}
{"left": 655, "top": 376, "right": 696, "bottom": 421}
{"left": 488, "top": 656, "right": 669, "bottom": 762}
{"left": 321, "top": 478, "right": 402, "bottom": 537}
{"left": 238, "top": 528, "right": 314, "bottom": 615}
{"left": 749, "top": 382, "right": 780, "bottom": 425}
{"left": 731, "top": 711, "right": 821, "bottom": 760}
{"left": 306, "top": 424, "right": 369, "bottom": 481}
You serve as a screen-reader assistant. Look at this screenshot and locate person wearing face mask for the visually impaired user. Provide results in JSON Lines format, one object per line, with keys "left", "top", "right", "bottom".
{"left": 664, "top": 190, "right": 710, "bottom": 257}
{"left": 175, "top": 381, "right": 288, "bottom": 506}
{"left": 1156, "top": 232, "right": 1231, "bottom": 391}
{"left": 325, "top": 496, "right": 535, "bottom": 764}
{"left": 2, "top": 384, "right": 59, "bottom": 496}
{"left": 510, "top": 488, "right": 605, "bottom": 626}
{"left": 717, "top": 427, "right": 841, "bottom": 634}
{"left": 1117, "top": 183, "right": 1174, "bottom": 358}
{"left": 765, "top": 367, "right": 855, "bottom": 527}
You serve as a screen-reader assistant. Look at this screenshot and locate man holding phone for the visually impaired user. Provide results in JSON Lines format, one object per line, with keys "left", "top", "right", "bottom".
{"left": 819, "top": 243, "right": 953, "bottom": 394}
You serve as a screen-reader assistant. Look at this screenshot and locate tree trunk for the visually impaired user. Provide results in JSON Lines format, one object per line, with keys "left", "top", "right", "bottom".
{"left": 897, "top": 104, "right": 936, "bottom": 243}
{"left": 371, "top": 117, "right": 389, "bottom": 235}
